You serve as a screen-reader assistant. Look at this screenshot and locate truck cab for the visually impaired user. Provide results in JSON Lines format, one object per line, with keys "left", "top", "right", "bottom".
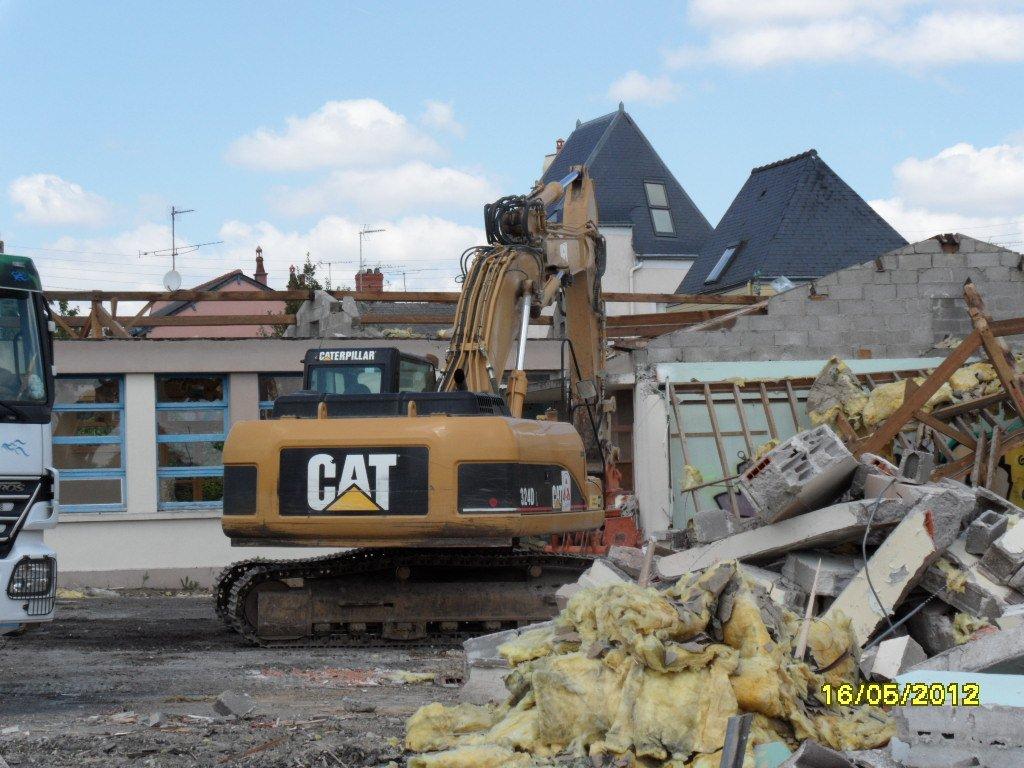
{"left": 0, "top": 254, "right": 57, "bottom": 633}
{"left": 300, "top": 347, "right": 437, "bottom": 395}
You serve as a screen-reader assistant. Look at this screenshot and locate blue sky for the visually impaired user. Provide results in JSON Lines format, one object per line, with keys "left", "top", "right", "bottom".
{"left": 2, "top": 0, "right": 1024, "bottom": 291}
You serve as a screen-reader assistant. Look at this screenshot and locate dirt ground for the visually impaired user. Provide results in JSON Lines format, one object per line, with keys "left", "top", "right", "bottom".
{"left": 0, "top": 593, "right": 465, "bottom": 767}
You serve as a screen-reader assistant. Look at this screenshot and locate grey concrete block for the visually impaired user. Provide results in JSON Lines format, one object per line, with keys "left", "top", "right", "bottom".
{"left": 898, "top": 251, "right": 934, "bottom": 268}
{"left": 870, "top": 636, "right": 927, "bottom": 681}
{"left": 691, "top": 508, "right": 736, "bottom": 545}
{"left": 464, "top": 621, "right": 553, "bottom": 669}
{"left": 913, "top": 238, "right": 943, "bottom": 254}
{"left": 458, "top": 666, "right": 508, "bottom": 705}
{"left": 739, "top": 426, "right": 857, "bottom": 524}
{"left": 899, "top": 450, "right": 935, "bottom": 484}
{"left": 920, "top": 539, "right": 1018, "bottom": 621}
{"left": 966, "top": 510, "right": 1009, "bottom": 556}
{"left": 981, "top": 523, "right": 1024, "bottom": 585}
{"left": 607, "top": 545, "right": 647, "bottom": 577}
{"left": 213, "top": 691, "right": 254, "bottom": 718}
{"left": 864, "top": 284, "right": 896, "bottom": 300}
{"left": 782, "top": 551, "right": 862, "bottom": 597}
{"left": 554, "top": 582, "right": 581, "bottom": 611}
{"left": 907, "top": 600, "right": 957, "bottom": 656}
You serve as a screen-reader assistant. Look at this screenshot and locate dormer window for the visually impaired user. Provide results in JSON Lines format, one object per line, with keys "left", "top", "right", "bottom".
{"left": 705, "top": 244, "right": 740, "bottom": 284}
{"left": 644, "top": 181, "right": 674, "bottom": 235}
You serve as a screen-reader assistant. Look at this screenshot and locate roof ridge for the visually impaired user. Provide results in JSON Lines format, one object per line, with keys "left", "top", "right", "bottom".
{"left": 574, "top": 109, "right": 618, "bottom": 130}
{"left": 751, "top": 149, "right": 817, "bottom": 174}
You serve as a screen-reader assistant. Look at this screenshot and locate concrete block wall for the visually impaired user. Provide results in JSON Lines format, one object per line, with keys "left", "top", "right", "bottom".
{"left": 646, "top": 235, "right": 1024, "bottom": 363}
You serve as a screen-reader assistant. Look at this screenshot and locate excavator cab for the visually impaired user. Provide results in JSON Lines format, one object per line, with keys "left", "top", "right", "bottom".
{"left": 297, "top": 348, "right": 437, "bottom": 396}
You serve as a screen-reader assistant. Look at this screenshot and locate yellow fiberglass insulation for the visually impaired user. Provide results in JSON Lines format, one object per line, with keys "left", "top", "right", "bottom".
{"left": 806, "top": 357, "right": 868, "bottom": 428}
{"left": 405, "top": 562, "right": 892, "bottom": 767}
{"left": 861, "top": 379, "right": 953, "bottom": 428}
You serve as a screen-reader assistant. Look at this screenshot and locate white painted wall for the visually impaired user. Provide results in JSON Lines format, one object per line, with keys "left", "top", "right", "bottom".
{"left": 632, "top": 377, "right": 673, "bottom": 535}
{"left": 599, "top": 226, "right": 694, "bottom": 315}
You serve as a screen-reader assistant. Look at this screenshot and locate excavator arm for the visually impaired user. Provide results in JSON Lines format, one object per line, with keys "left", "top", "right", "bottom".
{"left": 440, "top": 167, "right": 608, "bottom": 462}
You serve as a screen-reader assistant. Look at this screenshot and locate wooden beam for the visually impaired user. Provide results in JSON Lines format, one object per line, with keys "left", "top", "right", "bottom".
{"left": 62, "top": 314, "right": 295, "bottom": 328}
{"left": 855, "top": 330, "right": 983, "bottom": 456}
{"left": 92, "top": 303, "right": 130, "bottom": 339}
{"left": 932, "top": 392, "right": 1008, "bottom": 420}
{"left": 49, "top": 290, "right": 313, "bottom": 302}
{"left": 603, "top": 292, "right": 759, "bottom": 305}
{"left": 606, "top": 307, "right": 764, "bottom": 328}
{"left": 913, "top": 409, "right": 978, "bottom": 451}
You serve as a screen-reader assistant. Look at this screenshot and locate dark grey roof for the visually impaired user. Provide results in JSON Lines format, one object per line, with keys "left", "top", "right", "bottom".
{"left": 541, "top": 106, "right": 711, "bottom": 258}
{"left": 678, "top": 149, "right": 907, "bottom": 294}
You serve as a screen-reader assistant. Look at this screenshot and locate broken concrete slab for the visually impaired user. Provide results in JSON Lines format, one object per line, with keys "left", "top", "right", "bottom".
{"left": 863, "top": 473, "right": 927, "bottom": 506}
{"left": 606, "top": 545, "right": 645, "bottom": 577}
{"left": 974, "top": 485, "right": 1024, "bottom": 523}
{"left": 554, "top": 582, "right": 581, "bottom": 611}
{"left": 463, "top": 622, "right": 552, "bottom": 669}
{"left": 740, "top": 564, "right": 806, "bottom": 611}
{"left": 892, "top": 671, "right": 1024, "bottom": 768}
{"left": 657, "top": 498, "right": 909, "bottom": 580}
{"left": 777, "top": 740, "right": 854, "bottom": 767}
{"left": 825, "top": 488, "right": 971, "bottom": 647}
{"left": 966, "top": 508, "right": 1009, "bottom": 555}
{"left": 578, "top": 559, "right": 631, "bottom": 589}
{"left": 739, "top": 425, "right": 857, "bottom": 524}
{"left": 911, "top": 624, "right": 1024, "bottom": 674}
{"left": 981, "top": 521, "right": 1024, "bottom": 585}
{"left": 869, "top": 636, "right": 927, "bottom": 681}
{"left": 906, "top": 601, "right": 957, "bottom": 656}
{"left": 843, "top": 748, "right": 902, "bottom": 768}
{"left": 213, "top": 691, "right": 254, "bottom": 718}
{"left": 782, "top": 552, "right": 862, "bottom": 597}
{"left": 920, "top": 538, "right": 1021, "bottom": 620}
{"left": 457, "top": 666, "right": 508, "bottom": 705}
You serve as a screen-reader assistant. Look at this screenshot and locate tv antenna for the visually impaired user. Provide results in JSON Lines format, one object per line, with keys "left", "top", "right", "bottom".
{"left": 137, "top": 205, "right": 224, "bottom": 291}
{"left": 358, "top": 227, "right": 386, "bottom": 272}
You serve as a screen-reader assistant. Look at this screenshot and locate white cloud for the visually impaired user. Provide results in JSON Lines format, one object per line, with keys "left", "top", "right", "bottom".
{"left": 891, "top": 142, "right": 1024, "bottom": 218}
{"left": 274, "top": 161, "right": 497, "bottom": 218}
{"left": 667, "top": 2, "right": 1024, "bottom": 68}
{"left": 226, "top": 99, "right": 442, "bottom": 171}
{"left": 607, "top": 71, "right": 681, "bottom": 105}
{"left": 8, "top": 174, "right": 110, "bottom": 226}
{"left": 420, "top": 101, "right": 465, "bottom": 137}
{"left": 870, "top": 138, "right": 1024, "bottom": 246}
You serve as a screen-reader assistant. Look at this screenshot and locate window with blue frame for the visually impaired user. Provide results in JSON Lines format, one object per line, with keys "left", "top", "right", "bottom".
{"left": 258, "top": 373, "right": 303, "bottom": 419}
{"left": 155, "top": 375, "right": 228, "bottom": 508}
{"left": 51, "top": 376, "right": 125, "bottom": 511}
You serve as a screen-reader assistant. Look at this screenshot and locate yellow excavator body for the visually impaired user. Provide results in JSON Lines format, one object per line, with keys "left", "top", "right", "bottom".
{"left": 221, "top": 414, "right": 604, "bottom": 548}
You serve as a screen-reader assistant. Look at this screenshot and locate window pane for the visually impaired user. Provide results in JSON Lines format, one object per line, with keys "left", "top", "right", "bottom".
{"left": 59, "top": 477, "right": 122, "bottom": 506}
{"left": 399, "top": 359, "right": 433, "bottom": 392}
{"left": 309, "top": 365, "right": 383, "bottom": 394}
{"left": 258, "top": 374, "right": 303, "bottom": 402}
{"left": 160, "top": 476, "right": 224, "bottom": 503}
{"left": 158, "top": 441, "right": 224, "bottom": 468}
{"left": 157, "top": 376, "right": 224, "bottom": 403}
{"left": 157, "top": 409, "right": 224, "bottom": 436}
{"left": 651, "top": 208, "right": 675, "bottom": 235}
{"left": 56, "top": 377, "right": 121, "bottom": 405}
{"left": 52, "top": 410, "right": 121, "bottom": 437}
{"left": 644, "top": 182, "right": 668, "bottom": 207}
{"left": 53, "top": 443, "right": 122, "bottom": 470}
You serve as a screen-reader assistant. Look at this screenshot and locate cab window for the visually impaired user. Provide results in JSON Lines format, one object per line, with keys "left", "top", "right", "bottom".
{"left": 309, "top": 364, "right": 383, "bottom": 395}
{"left": 399, "top": 358, "right": 435, "bottom": 392}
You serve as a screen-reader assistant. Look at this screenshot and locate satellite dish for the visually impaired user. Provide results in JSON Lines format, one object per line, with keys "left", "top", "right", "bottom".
{"left": 163, "top": 269, "right": 182, "bottom": 292}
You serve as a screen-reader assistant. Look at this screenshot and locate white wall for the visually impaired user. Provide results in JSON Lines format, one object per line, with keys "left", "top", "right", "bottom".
{"left": 632, "top": 376, "right": 673, "bottom": 535}
{"left": 599, "top": 226, "right": 694, "bottom": 315}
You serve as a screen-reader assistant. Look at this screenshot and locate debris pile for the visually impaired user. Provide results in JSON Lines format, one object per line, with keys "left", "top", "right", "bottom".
{"left": 405, "top": 558, "right": 893, "bottom": 767}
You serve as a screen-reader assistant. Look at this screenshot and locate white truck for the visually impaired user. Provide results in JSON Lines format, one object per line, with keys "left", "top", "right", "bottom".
{"left": 0, "top": 251, "right": 57, "bottom": 634}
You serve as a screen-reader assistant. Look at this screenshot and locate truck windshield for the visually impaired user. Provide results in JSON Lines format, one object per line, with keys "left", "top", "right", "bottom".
{"left": 308, "top": 364, "right": 383, "bottom": 395}
{"left": 0, "top": 291, "right": 47, "bottom": 405}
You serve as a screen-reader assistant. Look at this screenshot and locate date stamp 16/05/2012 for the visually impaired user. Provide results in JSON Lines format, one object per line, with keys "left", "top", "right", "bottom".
{"left": 820, "top": 682, "right": 981, "bottom": 707}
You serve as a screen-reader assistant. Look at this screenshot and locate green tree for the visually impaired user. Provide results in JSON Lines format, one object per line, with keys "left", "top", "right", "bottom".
{"left": 286, "top": 252, "right": 330, "bottom": 315}
{"left": 53, "top": 299, "right": 79, "bottom": 340}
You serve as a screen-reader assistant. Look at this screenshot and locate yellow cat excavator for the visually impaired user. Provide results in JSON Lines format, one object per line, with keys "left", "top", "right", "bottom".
{"left": 214, "top": 167, "right": 623, "bottom": 645}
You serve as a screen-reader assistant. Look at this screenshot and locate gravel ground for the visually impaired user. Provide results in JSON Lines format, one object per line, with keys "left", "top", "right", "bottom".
{"left": 0, "top": 593, "right": 463, "bottom": 767}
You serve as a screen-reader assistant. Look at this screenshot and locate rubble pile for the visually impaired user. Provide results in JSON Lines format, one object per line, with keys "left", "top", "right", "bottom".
{"left": 405, "top": 559, "right": 893, "bottom": 767}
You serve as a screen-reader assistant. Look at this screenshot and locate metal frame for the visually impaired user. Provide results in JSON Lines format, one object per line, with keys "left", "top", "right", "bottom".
{"left": 51, "top": 375, "right": 126, "bottom": 513}
{"left": 155, "top": 374, "right": 229, "bottom": 510}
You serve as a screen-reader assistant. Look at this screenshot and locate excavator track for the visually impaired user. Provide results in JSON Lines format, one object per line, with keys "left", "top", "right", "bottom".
{"left": 217, "top": 548, "right": 591, "bottom": 647}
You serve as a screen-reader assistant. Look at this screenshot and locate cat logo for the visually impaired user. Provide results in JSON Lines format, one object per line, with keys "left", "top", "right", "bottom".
{"left": 280, "top": 446, "right": 429, "bottom": 516}
{"left": 307, "top": 453, "right": 397, "bottom": 513}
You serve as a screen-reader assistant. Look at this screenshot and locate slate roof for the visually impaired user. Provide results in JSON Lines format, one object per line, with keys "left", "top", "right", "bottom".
{"left": 541, "top": 105, "right": 711, "bottom": 258}
{"left": 677, "top": 149, "right": 907, "bottom": 294}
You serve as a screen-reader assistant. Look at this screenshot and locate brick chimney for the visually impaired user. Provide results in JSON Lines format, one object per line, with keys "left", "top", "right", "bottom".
{"left": 555, "top": 138, "right": 565, "bottom": 153}
{"left": 254, "top": 246, "right": 268, "bottom": 285}
{"left": 355, "top": 267, "right": 384, "bottom": 293}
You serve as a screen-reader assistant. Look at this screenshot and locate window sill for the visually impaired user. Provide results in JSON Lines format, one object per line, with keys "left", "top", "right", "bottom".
{"left": 57, "top": 509, "right": 223, "bottom": 523}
